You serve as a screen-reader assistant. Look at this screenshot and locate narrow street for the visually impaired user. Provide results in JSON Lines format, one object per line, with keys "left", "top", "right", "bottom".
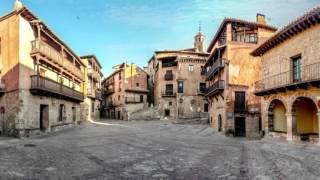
{"left": 0, "top": 121, "right": 319, "bottom": 180}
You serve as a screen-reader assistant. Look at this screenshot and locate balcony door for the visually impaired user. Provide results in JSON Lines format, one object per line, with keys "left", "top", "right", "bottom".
{"left": 235, "top": 91, "right": 246, "bottom": 112}
{"left": 292, "top": 56, "right": 302, "bottom": 82}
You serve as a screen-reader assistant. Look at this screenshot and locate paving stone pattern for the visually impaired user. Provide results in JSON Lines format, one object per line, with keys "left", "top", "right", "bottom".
{"left": 0, "top": 120, "right": 319, "bottom": 180}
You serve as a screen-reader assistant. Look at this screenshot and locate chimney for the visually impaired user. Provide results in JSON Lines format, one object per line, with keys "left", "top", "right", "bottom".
{"left": 14, "top": 0, "right": 23, "bottom": 11}
{"left": 256, "top": 13, "right": 266, "bottom": 25}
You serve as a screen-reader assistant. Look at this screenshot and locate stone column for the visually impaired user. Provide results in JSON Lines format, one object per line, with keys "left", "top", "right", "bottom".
{"left": 286, "top": 112, "right": 293, "bottom": 141}
{"left": 317, "top": 112, "right": 320, "bottom": 145}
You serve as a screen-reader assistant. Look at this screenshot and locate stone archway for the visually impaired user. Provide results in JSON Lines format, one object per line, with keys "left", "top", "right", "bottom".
{"left": 268, "top": 99, "right": 287, "bottom": 132}
{"left": 291, "top": 97, "right": 319, "bottom": 141}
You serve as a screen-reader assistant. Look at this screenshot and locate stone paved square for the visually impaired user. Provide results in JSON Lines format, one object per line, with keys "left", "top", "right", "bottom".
{"left": 0, "top": 121, "right": 319, "bottom": 180}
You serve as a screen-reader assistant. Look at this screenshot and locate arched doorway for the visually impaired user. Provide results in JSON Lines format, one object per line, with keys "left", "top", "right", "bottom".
{"left": 268, "top": 99, "right": 287, "bottom": 132}
{"left": 292, "top": 97, "right": 318, "bottom": 141}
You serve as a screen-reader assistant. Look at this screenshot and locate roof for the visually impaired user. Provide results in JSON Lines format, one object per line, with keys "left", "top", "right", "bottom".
{"left": 80, "top": 54, "right": 102, "bottom": 68}
{"left": 154, "top": 50, "right": 210, "bottom": 56}
{"left": 207, "top": 18, "right": 277, "bottom": 52}
{"left": 251, "top": 6, "right": 320, "bottom": 56}
{"left": 102, "top": 62, "right": 148, "bottom": 83}
{"left": 1, "top": 6, "right": 86, "bottom": 67}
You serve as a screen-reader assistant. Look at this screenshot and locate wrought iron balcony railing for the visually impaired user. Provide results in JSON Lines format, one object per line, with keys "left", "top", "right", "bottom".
{"left": 30, "top": 75, "right": 84, "bottom": 102}
{"left": 31, "top": 40, "right": 83, "bottom": 80}
{"left": 205, "top": 80, "right": 225, "bottom": 97}
{"left": 206, "top": 59, "right": 225, "bottom": 80}
{"left": 255, "top": 62, "right": 320, "bottom": 96}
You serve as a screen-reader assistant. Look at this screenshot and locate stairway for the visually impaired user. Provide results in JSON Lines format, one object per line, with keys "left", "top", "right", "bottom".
{"left": 128, "top": 107, "right": 161, "bottom": 121}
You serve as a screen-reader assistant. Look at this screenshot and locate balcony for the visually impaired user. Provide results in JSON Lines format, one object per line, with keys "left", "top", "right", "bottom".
{"left": 206, "top": 59, "right": 225, "bottom": 80}
{"left": 87, "top": 68, "right": 100, "bottom": 79}
{"left": 95, "top": 89, "right": 102, "bottom": 100}
{"left": 164, "top": 73, "right": 173, "bottom": 80}
{"left": 255, "top": 62, "right": 320, "bottom": 96}
{"left": 205, "top": 80, "right": 225, "bottom": 97}
{"left": 104, "top": 87, "right": 115, "bottom": 96}
{"left": 161, "top": 90, "right": 176, "bottom": 97}
{"left": 31, "top": 40, "right": 83, "bottom": 80}
{"left": 30, "top": 75, "right": 84, "bottom": 102}
{"left": 87, "top": 88, "right": 94, "bottom": 97}
{"left": 162, "top": 62, "right": 177, "bottom": 68}
{"left": 125, "top": 97, "right": 143, "bottom": 104}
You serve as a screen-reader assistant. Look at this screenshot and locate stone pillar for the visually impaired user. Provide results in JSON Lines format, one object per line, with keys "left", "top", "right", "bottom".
{"left": 317, "top": 112, "right": 320, "bottom": 145}
{"left": 286, "top": 112, "right": 293, "bottom": 141}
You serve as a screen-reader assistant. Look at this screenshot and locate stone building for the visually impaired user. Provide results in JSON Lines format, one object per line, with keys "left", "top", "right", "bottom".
{"left": 251, "top": 7, "right": 320, "bottom": 143}
{"left": 205, "top": 14, "right": 277, "bottom": 137}
{"left": 80, "top": 55, "right": 103, "bottom": 121}
{"left": 0, "top": 2, "right": 85, "bottom": 136}
{"left": 101, "top": 63, "right": 148, "bottom": 120}
{"left": 147, "top": 31, "right": 210, "bottom": 120}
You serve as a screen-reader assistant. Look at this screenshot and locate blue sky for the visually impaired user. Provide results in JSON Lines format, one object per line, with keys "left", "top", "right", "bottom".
{"left": 1, "top": 0, "right": 319, "bottom": 76}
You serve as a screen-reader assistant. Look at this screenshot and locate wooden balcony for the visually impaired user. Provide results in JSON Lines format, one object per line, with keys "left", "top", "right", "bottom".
{"left": 206, "top": 59, "right": 225, "bottom": 80}
{"left": 161, "top": 91, "right": 176, "bottom": 97}
{"left": 30, "top": 75, "right": 84, "bottom": 102}
{"left": 125, "top": 97, "right": 143, "bottom": 104}
{"left": 205, "top": 80, "right": 225, "bottom": 97}
{"left": 95, "top": 89, "right": 102, "bottom": 100}
{"left": 87, "top": 68, "right": 100, "bottom": 79}
{"left": 31, "top": 40, "right": 83, "bottom": 80}
{"left": 104, "top": 87, "right": 115, "bottom": 96}
{"left": 255, "top": 62, "right": 320, "bottom": 96}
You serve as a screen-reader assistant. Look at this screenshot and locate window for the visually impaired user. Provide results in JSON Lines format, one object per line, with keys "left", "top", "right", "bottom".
{"left": 188, "top": 65, "right": 194, "bottom": 72}
{"left": 118, "top": 95, "right": 120, "bottom": 101}
{"left": 177, "top": 81, "right": 184, "bottom": 93}
{"left": 165, "top": 84, "right": 173, "bottom": 95}
{"left": 136, "top": 83, "right": 139, "bottom": 87}
{"left": 199, "top": 83, "right": 206, "bottom": 92}
{"left": 204, "top": 104, "right": 208, "bottom": 112}
{"left": 169, "top": 101, "right": 172, "bottom": 106}
{"left": 292, "top": 55, "right": 302, "bottom": 82}
{"left": 92, "top": 102, "right": 95, "bottom": 113}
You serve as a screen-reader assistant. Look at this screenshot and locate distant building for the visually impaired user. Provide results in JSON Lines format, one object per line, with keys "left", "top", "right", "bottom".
{"left": 205, "top": 14, "right": 277, "bottom": 137}
{"left": 147, "top": 31, "right": 210, "bottom": 120}
{"left": 101, "top": 63, "right": 148, "bottom": 120}
{"left": 80, "top": 55, "right": 103, "bottom": 121}
{"left": 252, "top": 7, "right": 320, "bottom": 143}
{"left": 0, "top": 2, "right": 85, "bottom": 136}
